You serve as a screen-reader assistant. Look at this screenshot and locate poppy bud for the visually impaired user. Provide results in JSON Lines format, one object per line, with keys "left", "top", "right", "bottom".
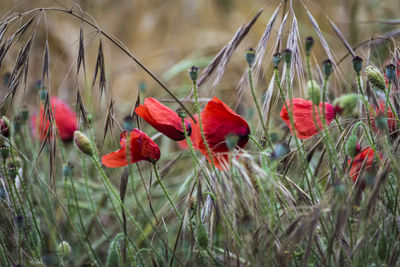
{"left": 197, "top": 223, "right": 208, "bottom": 249}
{"left": 189, "top": 66, "right": 199, "bottom": 82}
{"left": 225, "top": 133, "right": 239, "bottom": 151}
{"left": 123, "top": 115, "right": 134, "bottom": 132}
{"left": 305, "top": 36, "right": 314, "bottom": 54}
{"left": 322, "top": 59, "right": 333, "bottom": 78}
{"left": 39, "top": 89, "right": 48, "bottom": 103}
{"left": 333, "top": 94, "right": 359, "bottom": 116}
{"left": 385, "top": 64, "right": 396, "bottom": 82}
{"left": 0, "top": 116, "right": 10, "bottom": 138}
{"left": 139, "top": 81, "right": 147, "bottom": 93}
{"left": 0, "top": 145, "right": 9, "bottom": 160}
{"left": 365, "top": 65, "right": 385, "bottom": 90}
{"left": 14, "top": 215, "right": 24, "bottom": 231}
{"left": 246, "top": 48, "right": 256, "bottom": 67}
{"left": 273, "top": 53, "right": 282, "bottom": 68}
{"left": 73, "top": 131, "right": 93, "bottom": 156}
{"left": 306, "top": 80, "right": 321, "bottom": 105}
{"left": 20, "top": 108, "right": 29, "bottom": 123}
{"left": 283, "top": 49, "right": 292, "bottom": 65}
{"left": 374, "top": 114, "right": 387, "bottom": 131}
{"left": 345, "top": 135, "right": 361, "bottom": 159}
{"left": 8, "top": 165, "right": 18, "bottom": 180}
{"left": 13, "top": 116, "right": 22, "bottom": 134}
{"left": 57, "top": 241, "right": 71, "bottom": 260}
{"left": 176, "top": 108, "right": 186, "bottom": 119}
{"left": 62, "top": 163, "right": 73, "bottom": 178}
{"left": 352, "top": 56, "right": 363, "bottom": 74}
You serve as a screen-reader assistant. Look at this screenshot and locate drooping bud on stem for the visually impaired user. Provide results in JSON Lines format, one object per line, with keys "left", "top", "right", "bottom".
{"left": 73, "top": 131, "right": 93, "bottom": 156}
{"left": 322, "top": 59, "right": 333, "bottom": 78}
{"left": 345, "top": 135, "right": 361, "bottom": 159}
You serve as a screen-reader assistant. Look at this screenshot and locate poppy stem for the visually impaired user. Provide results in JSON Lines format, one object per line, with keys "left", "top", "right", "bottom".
{"left": 152, "top": 163, "right": 183, "bottom": 222}
{"left": 247, "top": 67, "right": 271, "bottom": 148}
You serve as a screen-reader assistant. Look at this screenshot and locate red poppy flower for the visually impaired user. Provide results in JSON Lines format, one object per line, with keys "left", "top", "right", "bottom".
{"left": 370, "top": 100, "right": 396, "bottom": 133}
{"left": 280, "top": 98, "right": 337, "bottom": 139}
{"left": 347, "top": 147, "right": 375, "bottom": 184}
{"left": 30, "top": 96, "right": 77, "bottom": 141}
{"left": 102, "top": 129, "right": 160, "bottom": 168}
{"left": 180, "top": 97, "right": 250, "bottom": 169}
{"left": 135, "top": 97, "right": 191, "bottom": 141}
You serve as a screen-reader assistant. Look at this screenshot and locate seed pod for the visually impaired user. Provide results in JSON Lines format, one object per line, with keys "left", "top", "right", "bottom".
{"left": 273, "top": 53, "right": 282, "bottom": 69}
{"left": 352, "top": 56, "right": 363, "bottom": 74}
{"left": 246, "top": 48, "right": 256, "bottom": 67}
{"left": 365, "top": 65, "right": 385, "bottom": 90}
{"left": 189, "top": 66, "right": 199, "bottom": 82}
{"left": 225, "top": 134, "right": 239, "bottom": 151}
{"left": 334, "top": 94, "right": 359, "bottom": 116}
{"left": 322, "top": 59, "right": 333, "bottom": 78}
{"left": 385, "top": 63, "right": 396, "bottom": 82}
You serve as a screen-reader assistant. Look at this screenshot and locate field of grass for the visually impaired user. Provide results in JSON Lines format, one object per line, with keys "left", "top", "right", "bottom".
{"left": 0, "top": 0, "right": 400, "bottom": 266}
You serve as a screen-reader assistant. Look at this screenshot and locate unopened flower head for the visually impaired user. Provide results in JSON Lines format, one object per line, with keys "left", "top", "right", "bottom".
{"left": 365, "top": 65, "right": 385, "bottom": 90}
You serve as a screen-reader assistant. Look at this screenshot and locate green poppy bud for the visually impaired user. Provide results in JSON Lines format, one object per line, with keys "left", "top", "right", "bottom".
{"left": 57, "top": 241, "right": 72, "bottom": 261}
{"left": 322, "top": 59, "right": 333, "bottom": 78}
{"left": 345, "top": 135, "right": 360, "bottom": 159}
{"left": 365, "top": 65, "right": 385, "bottom": 90}
{"left": 73, "top": 131, "right": 93, "bottom": 156}
{"left": 246, "top": 48, "right": 256, "bottom": 67}
{"left": 189, "top": 66, "right": 199, "bottom": 82}
{"left": 305, "top": 36, "right": 314, "bottom": 54}
{"left": 334, "top": 94, "right": 359, "bottom": 116}
{"left": 352, "top": 56, "right": 363, "bottom": 74}
{"left": 306, "top": 80, "right": 321, "bottom": 105}
{"left": 0, "top": 145, "right": 9, "bottom": 160}
{"left": 375, "top": 114, "right": 387, "bottom": 130}
{"left": 176, "top": 108, "right": 186, "bottom": 119}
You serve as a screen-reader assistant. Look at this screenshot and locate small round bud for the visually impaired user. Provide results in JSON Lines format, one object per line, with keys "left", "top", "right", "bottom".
{"left": 73, "top": 131, "right": 93, "bottom": 156}
{"left": 322, "top": 59, "right": 333, "bottom": 78}
{"left": 246, "top": 48, "right": 256, "bottom": 67}
{"left": 225, "top": 134, "right": 239, "bottom": 151}
{"left": 365, "top": 65, "right": 385, "bottom": 90}
{"left": 0, "top": 116, "right": 11, "bottom": 138}
{"left": 20, "top": 107, "right": 29, "bottom": 123}
{"left": 273, "top": 53, "right": 282, "bottom": 68}
{"left": 197, "top": 223, "right": 208, "bottom": 249}
{"left": 57, "top": 241, "right": 72, "bottom": 260}
{"left": 375, "top": 114, "right": 387, "bottom": 131}
{"left": 123, "top": 115, "right": 134, "bottom": 132}
{"left": 352, "top": 56, "right": 363, "bottom": 74}
{"left": 305, "top": 36, "right": 314, "bottom": 54}
{"left": 62, "top": 163, "right": 73, "bottom": 178}
{"left": 385, "top": 64, "right": 396, "bottom": 83}
{"left": 283, "top": 49, "right": 292, "bottom": 65}
{"left": 345, "top": 135, "right": 361, "bottom": 159}
{"left": 189, "top": 66, "right": 199, "bottom": 82}
{"left": 176, "top": 108, "right": 186, "bottom": 119}
{"left": 333, "top": 94, "right": 359, "bottom": 116}
{"left": 139, "top": 81, "right": 147, "bottom": 93}
{"left": 306, "top": 80, "right": 321, "bottom": 105}
{"left": 0, "top": 145, "right": 9, "bottom": 160}
{"left": 8, "top": 165, "right": 18, "bottom": 180}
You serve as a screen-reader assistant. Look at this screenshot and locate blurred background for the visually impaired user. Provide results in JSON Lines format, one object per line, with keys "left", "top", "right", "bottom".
{"left": 1, "top": 0, "right": 400, "bottom": 125}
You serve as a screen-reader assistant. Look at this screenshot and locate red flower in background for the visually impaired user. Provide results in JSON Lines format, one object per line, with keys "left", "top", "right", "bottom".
{"left": 31, "top": 96, "right": 77, "bottom": 141}
{"left": 370, "top": 100, "right": 396, "bottom": 133}
{"left": 347, "top": 147, "right": 376, "bottom": 184}
{"left": 102, "top": 129, "right": 160, "bottom": 168}
{"left": 180, "top": 97, "right": 250, "bottom": 169}
{"left": 135, "top": 97, "right": 191, "bottom": 141}
{"left": 280, "top": 98, "right": 336, "bottom": 139}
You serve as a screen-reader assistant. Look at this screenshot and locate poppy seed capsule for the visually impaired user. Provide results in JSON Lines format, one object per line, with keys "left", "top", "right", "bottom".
{"left": 334, "top": 94, "right": 359, "bottom": 116}
{"left": 0, "top": 145, "right": 9, "bottom": 160}
{"left": 385, "top": 64, "right": 396, "bottom": 82}
{"left": 322, "top": 59, "right": 333, "bottom": 78}
{"left": 306, "top": 80, "right": 321, "bottom": 105}
{"left": 305, "top": 36, "right": 314, "bottom": 54}
{"left": 246, "top": 48, "right": 256, "bottom": 67}
{"left": 176, "top": 108, "right": 186, "bottom": 119}
{"left": 283, "top": 49, "right": 292, "bottom": 64}
{"left": 345, "top": 135, "right": 360, "bottom": 159}
{"left": 189, "top": 66, "right": 199, "bottom": 82}
{"left": 273, "top": 53, "right": 282, "bottom": 68}
{"left": 352, "top": 56, "right": 363, "bottom": 74}
{"left": 73, "top": 131, "right": 93, "bottom": 156}
{"left": 365, "top": 65, "right": 385, "bottom": 90}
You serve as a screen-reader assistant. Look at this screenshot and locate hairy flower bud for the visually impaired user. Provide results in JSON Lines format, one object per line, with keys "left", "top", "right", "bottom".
{"left": 306, "top": 80, "right": 321, "bottom": 105}
{"left": 0, "top": 145, "right": 9, "bottom": 160}
{"left": 345, "top": 135, "right": 361, "bottom": 159}
{"left": 334, "top": 94, "right": 359, "bottom": 116}
{"left": 365, "top": 65, "right": 385, "bottom": 90}
{"left": 57, "top": 241, "right": 71, "bottom": 260}
{"left": 73, "top": 131, "right": 93, "bottom": 156}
